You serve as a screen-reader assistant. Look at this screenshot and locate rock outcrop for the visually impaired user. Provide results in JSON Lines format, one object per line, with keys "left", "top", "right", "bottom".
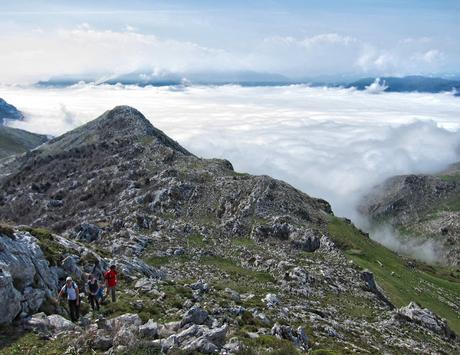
{"left": 0, "top": 230, "right": 58, "bottom": 324}
{"left": 396, "top": 302, "right": 455, "bottom": 339}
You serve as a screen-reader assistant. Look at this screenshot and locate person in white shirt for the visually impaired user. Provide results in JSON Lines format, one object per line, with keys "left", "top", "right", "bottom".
{"left": 58, "top": 276, "right": 80, "bottom": 322}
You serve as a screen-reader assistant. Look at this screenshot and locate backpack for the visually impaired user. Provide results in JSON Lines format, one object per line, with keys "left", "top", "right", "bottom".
{"left": 63, "top": 281, "right": 78, "bottom": 295}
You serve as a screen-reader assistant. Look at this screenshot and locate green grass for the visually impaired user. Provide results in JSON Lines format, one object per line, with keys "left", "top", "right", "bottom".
{"left": 237, "top": 335, "right": 300, "bottom": 355}
{"left": 439, "top": 172, "right": 460, "bottom": 183}
{"left": 0, "top": 223, "right": 14, "bottom": 238}
{"left": 439, "top": 195, "right": 460, "bottom": 212}
{"left": 327, "top": 216, "right": 460, "bottom": 334}
{"left": 309, "top": 351, "right": 341, "bottom": 355}
{"left": 138, "top": 135, "right": 154, "bottom": 146}
{"left": 231, "top": 237, "right": 259, "bottom": 249}
{"left": 187, "top": 233, "right": 205, "bottom": 247}
{"left": 201, "top": 256, "right": 275, "bottom": 284}
{"left": 0, "top": 327, "right": 69, "bottom": 355}
{"left": 99, "top": 281, "right": 162, "bottom": 322}
{"left": 145, "top": 255, "right": 190, "bottom": 267}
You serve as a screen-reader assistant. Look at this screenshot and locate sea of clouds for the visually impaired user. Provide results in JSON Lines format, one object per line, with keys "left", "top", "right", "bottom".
{"left": 1, "top": 83, "right": 460, "bottom": 262}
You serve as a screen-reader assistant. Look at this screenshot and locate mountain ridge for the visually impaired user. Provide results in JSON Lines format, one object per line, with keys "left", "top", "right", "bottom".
{"left": 359, "top": 164, "right": 460, "bottom": 266}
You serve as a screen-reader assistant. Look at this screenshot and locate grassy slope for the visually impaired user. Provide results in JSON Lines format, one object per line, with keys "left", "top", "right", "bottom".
{"left": 328, "top": 216, "right": 460, "bottom": 334}
{"left": 0, "top": 126, "right": 48, "bottom": 159}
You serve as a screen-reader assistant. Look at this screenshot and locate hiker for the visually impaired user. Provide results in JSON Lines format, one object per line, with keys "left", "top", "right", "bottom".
{"left": 87, "top": 274, "right": 100, "bottom": 311}
{"left": 96, "top": 283, "right": 105, "bottom": 303}
{"left": 104, "top": 264, "right": 118, "bottom": 302}
{"left": 58, "top": 276, "right": 80, "bottom": 322}
{"left": 91, "top": 259, "right": 104, "bottom": 280}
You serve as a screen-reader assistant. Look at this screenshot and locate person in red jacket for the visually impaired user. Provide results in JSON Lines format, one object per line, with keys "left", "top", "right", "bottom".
{"left": 104, "top": 264, "right": 118, "bottom": 302}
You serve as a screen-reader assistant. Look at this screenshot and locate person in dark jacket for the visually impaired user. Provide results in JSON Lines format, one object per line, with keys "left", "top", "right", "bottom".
{"left": 87, "top": 274, "right": 100, "bottom": 311}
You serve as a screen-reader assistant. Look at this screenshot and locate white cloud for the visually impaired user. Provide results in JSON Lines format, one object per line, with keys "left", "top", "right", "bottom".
{"left": 0, "top": 25, "right": 240, "bottom": 84}
{"left": 364, "top": 78, "right": 388, "bottom": 94}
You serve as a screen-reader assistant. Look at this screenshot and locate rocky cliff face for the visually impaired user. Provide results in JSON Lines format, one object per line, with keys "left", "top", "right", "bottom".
{"left": 359, "top": 166, "right": 460, "bottom": 266}
{"left": 0, "top": 229, "right": 59, "bottom": 324}
{"left": 0, "top": 106, "right": 458, "bottom": 354}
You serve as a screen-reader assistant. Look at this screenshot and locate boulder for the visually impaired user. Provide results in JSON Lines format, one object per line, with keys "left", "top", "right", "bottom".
{"left": 396, "top": 302, "right": 456, "bottom": 339}
{"left": 0, "top": 270, "right": 22, "bottom": 324}
{"left": 134, "top": 278, "right": 159, "bottom": 293}
{"left": 223, "top": 338, "right": 244, "bottom": 353}
{"left": 225, "top": 288, "right": 241, "bottom": 302}
{"left": 75, "top": 223, "right": 101, "bottom": 242}
{"left": 189, "top": 279, "right": 209, "bottom": 294}
{"left": 287, "top": 266, "right": 311, "bottom": 284}
{"left": 139, "top": 319, "right": 158, "bottom": 338}
{"left": 253, "top": 310, "right": 270, "bottom": 325}
{"left": 175, "top": 324, "right": 202, "bottom": 344}
{"left": 202, "top": 324, "right": 228, "bottom": 346}
{"left": 289, "top": 230, "right": 321, "bottom": 252}
{"left": 110, "top": 313, "right": 142, "bottom": 331}
{"left": 271, "top": 323, "right": 308, "bottom": 350}
{"left": 181, "top": 337, "right": 218, "bottom": 354}
{"left": 92, "top": 334, "right": 113, "bottom": 351}
{"left": 61, "top": 255, "right": 83, "bottom": 280}
{"left": 23, "top": 312, "right": 50, "bottom": 332}
{"left": 47, "top": 314, "right": 79, "bottom": 332}
{"left": 181, "top": 306, "right": 209, "bottom": 326}
{"left": 24, "top": 313, "right": 78, "bottom": 333}
{"left": 263, "top": 293, "right": 279, "bottom": 307}
{"left": 21, "top": 287, "right": 46, "bottom": 314}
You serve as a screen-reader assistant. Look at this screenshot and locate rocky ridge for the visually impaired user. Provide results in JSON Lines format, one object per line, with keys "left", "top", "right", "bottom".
{"left": 0, "top": 106, "right": 459, "bottom": 354}
{"left": 359, "top": 165, "right": 460, "bottom": 266}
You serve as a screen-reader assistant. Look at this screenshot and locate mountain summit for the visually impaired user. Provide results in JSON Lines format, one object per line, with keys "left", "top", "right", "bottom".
{"left": 41, "top": 105, "right": 190, "bottom": 156}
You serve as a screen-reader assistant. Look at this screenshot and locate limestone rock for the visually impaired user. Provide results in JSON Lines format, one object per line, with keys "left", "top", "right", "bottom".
{"left": 0, "top": 270, "right": 22, "bottom": 324}
{"left": 181, "top": 306, "right": 209, "bottom": 326}
{"left": 397, "top": 302, "right": 455, "bottom": 339}
{"left": 139, "top": 319, "right": 158, "bottom": 338}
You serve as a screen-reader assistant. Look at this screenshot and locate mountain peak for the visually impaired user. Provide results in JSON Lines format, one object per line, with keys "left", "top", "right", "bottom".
{"left": 40, "top": 106, "right": 190, "bottom": 156}
{"left": 96, "top": 105, "right": 154, "bottom": 134}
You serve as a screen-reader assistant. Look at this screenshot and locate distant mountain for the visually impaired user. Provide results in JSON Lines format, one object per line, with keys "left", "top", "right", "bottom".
{"left": 0, "top": 126, "right": 48, "bottom": 159}
{"left": 347, "top": 76, "right": 460, "bottom": 95}
{"left": 37, "top": 70, "right": 293, "bottom": 87}
{"left": 35, "top": 73, "right": 460, "bottom": 96}
{"left": 0, "top": 98, "right": 24, "bottom": 124}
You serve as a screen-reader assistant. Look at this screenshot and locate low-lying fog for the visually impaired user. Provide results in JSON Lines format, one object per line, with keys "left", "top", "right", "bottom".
{"left": 2, "top": 83, "right": 460, "bottom": 262}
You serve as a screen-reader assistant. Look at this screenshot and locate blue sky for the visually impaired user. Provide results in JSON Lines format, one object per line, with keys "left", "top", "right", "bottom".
{"left": 1, "top": 0, "right": 459, "bottom": 83}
